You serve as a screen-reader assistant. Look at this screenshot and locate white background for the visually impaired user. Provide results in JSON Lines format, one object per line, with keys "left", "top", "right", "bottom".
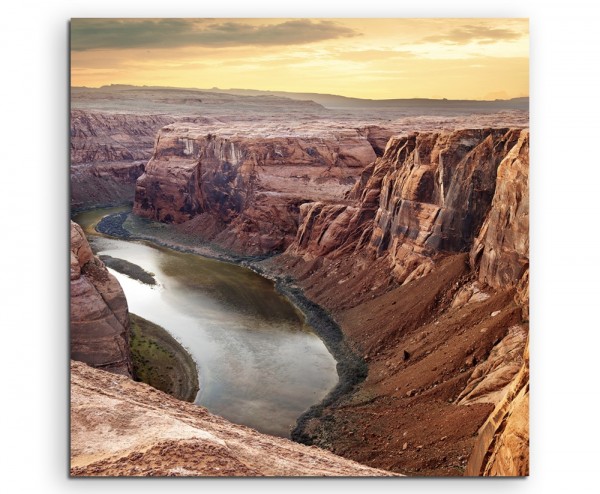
{"left": 0, "top": 0, "right": 598, "bottom": 492}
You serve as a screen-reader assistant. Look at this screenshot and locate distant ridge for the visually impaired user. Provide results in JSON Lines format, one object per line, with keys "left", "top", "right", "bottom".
{"left": 206, "top": 87, "right": 529, "bottom": 110}
{"left": 74, "top": 84, "right": 529, "bottom": 111}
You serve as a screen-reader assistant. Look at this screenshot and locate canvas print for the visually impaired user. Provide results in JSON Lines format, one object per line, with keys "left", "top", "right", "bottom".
{"left": 69, "top": 18, "right": 529, "bottom": 477}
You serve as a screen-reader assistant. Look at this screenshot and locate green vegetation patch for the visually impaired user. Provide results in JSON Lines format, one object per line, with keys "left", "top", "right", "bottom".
{"left": 129, "top": 313, "right": 199, "bottom": 402}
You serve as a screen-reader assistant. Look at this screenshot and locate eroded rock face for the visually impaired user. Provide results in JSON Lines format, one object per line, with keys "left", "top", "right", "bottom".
{"left": 71, "top": 111, "right": 174, "bottom": 165}
{"left": 470, "top": 129, "right": 529, "bottom": 293}
{"left": 70, "top": 221, "right": 132, "bottom": 376}
{"left": 133, "top": 123, "right": 378, "bottom": 255}
{"left": 288, "top": 128, "right": 525, "bottom": 284}
{"left": 70, "top": 111, "right": 174, "bottom": 208}
{"left": 71, "top": 161, "right": 146, "bottom": 210}
{"left": 81, "top": 124, "right": 529, "bottom": 476}
{"left": 465, "top": 343, "right": 529, "bottom": 476}
{"left": 70, "top": 361, "right": 397, "bottom": 477}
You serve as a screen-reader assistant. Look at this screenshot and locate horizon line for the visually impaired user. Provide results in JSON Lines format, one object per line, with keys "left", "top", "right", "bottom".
{"left": 71, "top": 83, "right": 529, "bottom": 103}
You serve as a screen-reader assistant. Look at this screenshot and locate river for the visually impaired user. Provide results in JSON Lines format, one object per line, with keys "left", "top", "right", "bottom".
{"left": 72, "top": 207, "right": 338, "bottom": 438}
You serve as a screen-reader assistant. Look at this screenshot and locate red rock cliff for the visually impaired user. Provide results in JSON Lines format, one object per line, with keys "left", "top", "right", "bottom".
{"left": 70, "top": 221, "right": 132, "bottom": 377}
{"left": 464, "top": 130, "right": 529, "bottom": 476}
{"left": 133, "top": 122, "right": 379, "bottom": 255}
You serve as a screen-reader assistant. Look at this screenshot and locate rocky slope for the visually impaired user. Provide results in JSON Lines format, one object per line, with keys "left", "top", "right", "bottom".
{"left": 260, "top": 128, "right": 529, "bottom": 476}
{"left": 70, "top": 221, "right": 132, "bottom": 376}
{"left": 70, "top": 360, "right": 397, "bottom": 477}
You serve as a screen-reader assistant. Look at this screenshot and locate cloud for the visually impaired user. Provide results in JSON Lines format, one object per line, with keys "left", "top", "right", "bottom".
{"left": 334, "top": 49, "right": 415, "bottom": 62}
{"left": 419, "top": 25, "right": 524, "bottom": 45}
{"left": 71, "top": 19, "right": 360, "bottom": 51}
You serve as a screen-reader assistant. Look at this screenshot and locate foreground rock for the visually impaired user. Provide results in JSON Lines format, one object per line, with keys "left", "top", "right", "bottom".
{"left": 70, "top": 221, "right": 132, "bottom": 376}
{"left": 70, "top": 361, "right": 397, "bottom": 477}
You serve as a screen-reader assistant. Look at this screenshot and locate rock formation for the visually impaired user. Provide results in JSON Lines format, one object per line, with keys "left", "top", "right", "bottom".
{"left": 133, "top": 123, "right": 379, "bottom": 255}
{"left": 70, "top": 221, "right": 132, "bottom": 376}
{"left": 465, "top": 342, "right": 529, "bottom": 476}
{"left": 464, "top": 131, "right": 529, "bottom": 475}
{"left": 71, "top": 111, "right": 174, "bottom": 165}
{"left": 287, "top": 128, "right": 523, "bottom": 283}
{"left": 70, "top": 360, "right": 397, "bottom": 477}
{"left": 125, "top": 125, "right": 530, "bottom": 475}
{"left": 70, "top": 111, "right": 174, "bottom": 209}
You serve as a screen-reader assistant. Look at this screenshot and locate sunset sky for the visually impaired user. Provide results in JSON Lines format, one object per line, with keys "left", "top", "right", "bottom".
{"left": 71, "top": 18, "right": 529, "bottom": 100}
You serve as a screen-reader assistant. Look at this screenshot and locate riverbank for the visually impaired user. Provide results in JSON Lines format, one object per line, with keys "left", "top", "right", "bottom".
{"left": 129, "top": 313, "right": 199, "bottom": 402}
{"left": 96, "top": 210, "right": 368, "bottom": 438}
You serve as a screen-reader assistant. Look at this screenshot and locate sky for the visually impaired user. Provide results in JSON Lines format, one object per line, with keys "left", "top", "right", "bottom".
{"left": 71, "top": 18, "right": 529, "bottom": 100}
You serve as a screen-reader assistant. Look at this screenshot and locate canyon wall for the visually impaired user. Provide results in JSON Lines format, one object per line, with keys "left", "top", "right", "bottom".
{"left": 70, "top": 360, "right": 396, "bottom": 477}
{"left": 70, "top": 221, "right": 132, "bottom": 376}
{"left": 70, "top": 111, "right": 174, "bottom": 209}
{"left": 133, "top": 123, "right": 380, "bottom": 255}
{"left": 263, "top": 128, "right": 529, "bottom": 476}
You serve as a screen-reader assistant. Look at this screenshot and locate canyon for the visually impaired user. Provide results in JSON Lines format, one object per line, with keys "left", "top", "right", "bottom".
{"left": 70, "top": 85, "right": 529, "bottom": 477}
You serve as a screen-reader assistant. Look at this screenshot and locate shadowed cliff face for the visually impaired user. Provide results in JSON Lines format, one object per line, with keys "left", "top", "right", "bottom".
{"left": 70, "top": 221, "right": 132, "bottom": 377}
{"left": 133, "top": 123, "right": 378, "bottom": 255}
{"left": 471, "top": 130, "right": 530, "bottom": 313}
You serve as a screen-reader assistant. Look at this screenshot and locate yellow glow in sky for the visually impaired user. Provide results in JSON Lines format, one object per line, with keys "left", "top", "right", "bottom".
{"left": 71, "top": 18, "right": 529, "bottom": 100}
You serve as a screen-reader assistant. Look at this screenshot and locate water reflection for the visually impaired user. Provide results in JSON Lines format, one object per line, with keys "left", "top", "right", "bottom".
{"left": 73, "top": 208, "right": 338, "bottom": 437}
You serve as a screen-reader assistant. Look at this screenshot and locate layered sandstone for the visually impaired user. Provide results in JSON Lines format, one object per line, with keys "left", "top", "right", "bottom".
{"left": 70, "top": 111, "right": 174, "bottom": 208}
{"left": 70, "top": 221, "right": 132, "bottom": 376}
{"left": 133, "top": 122, "right": 379, "bottom": 255}
{"left": 70, "top": 111, "right": 174, "bottom": 165}
{"left": 462, "top": 131, "right": 529, "bottom": 475}
{"left": 288, "top": 128, "right": 523, "bottom": 284}
{"left": 70, "top": 360, "right": 397, "bottom": 477}
{"left": 465, "top": 342, "right": 529, "bottom": 476}
{"left": 471, "top": 129, "right": 530, "bottom": 315}
{"left": 71, "top": 86, "right": 528, "bottom": 212}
